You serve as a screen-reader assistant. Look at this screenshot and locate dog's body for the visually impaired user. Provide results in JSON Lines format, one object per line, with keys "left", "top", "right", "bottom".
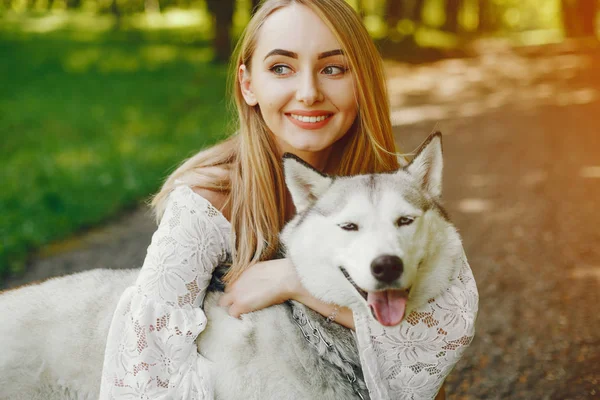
{"left": 0, "top": 269, "right": 367, "bottom": 400}
{"left": 0, "top": 269, "right": 136, "bottom": 400}
{"left": 199, "top": 290, "right": 368, "bottom": 399}
{"left": 0, "top": 133, "right": 464, "bottom": 400}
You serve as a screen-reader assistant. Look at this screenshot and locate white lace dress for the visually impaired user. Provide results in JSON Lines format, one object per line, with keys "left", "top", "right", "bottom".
{"left": 99, "top": 185, "right": 479, "bottom": 400}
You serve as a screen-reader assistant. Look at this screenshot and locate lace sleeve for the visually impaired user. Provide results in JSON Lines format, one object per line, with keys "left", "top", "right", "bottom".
{"left": 99, "top": 185, "right": 231, "bottom": 400}
{"left": 354, "top": 252, "right": 479, "bottom": 400}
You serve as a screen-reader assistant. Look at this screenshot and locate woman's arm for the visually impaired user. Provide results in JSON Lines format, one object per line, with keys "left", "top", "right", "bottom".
{"left": 99, "top": 186, "right": 231, "bottom": 399}
{"left": 290, "top": 277, "right": 355, "bottom": 330}
{"left": 219, "top": 258, "right": 355, "bottom": 329}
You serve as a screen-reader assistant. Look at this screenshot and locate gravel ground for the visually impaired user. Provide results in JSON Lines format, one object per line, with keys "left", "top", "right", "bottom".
{"left": 3, "top": 40, "right": 599, "bottom": 399}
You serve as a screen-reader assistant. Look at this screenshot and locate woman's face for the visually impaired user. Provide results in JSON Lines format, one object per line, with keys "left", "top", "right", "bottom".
{"left": 239, "top": 4, "right": 358, "bottom": 168}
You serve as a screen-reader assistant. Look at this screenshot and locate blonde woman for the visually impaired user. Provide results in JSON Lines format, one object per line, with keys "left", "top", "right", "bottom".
{"left": 99, "top": 0, "right": 478, "bottom": 399}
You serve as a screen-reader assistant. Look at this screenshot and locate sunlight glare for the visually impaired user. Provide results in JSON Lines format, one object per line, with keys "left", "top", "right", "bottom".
{"left": 521, "top": 170, "right": 548, "bottom": 186}
{"left": 570, "top": 266, "right": 600, "bottom": 282}
{"left": 25, "top": 13, "right": 68, "bottom": 33}
{"left": 457, "top": 198, "right": 493, "bottom": 213}
{"left": 391, "top": 105, "right": 448, "bottom": 127}
{"left": 579, "top": 166, "right": 600, "bottom": 179}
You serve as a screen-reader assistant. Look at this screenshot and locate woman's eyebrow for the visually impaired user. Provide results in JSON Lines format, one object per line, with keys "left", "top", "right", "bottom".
{"left": 263, "top": 49, "right": 345, "bottom": 60}
{"left": 317, "top": 49, "right": 344, "bottom": 59}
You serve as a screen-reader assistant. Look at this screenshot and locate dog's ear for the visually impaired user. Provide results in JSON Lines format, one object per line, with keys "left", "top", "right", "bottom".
{"left": 405, "top": 132, "right": 443, "bottom": 198}
{"left": 283, "top": 153, "right": 332, "bottom": 213}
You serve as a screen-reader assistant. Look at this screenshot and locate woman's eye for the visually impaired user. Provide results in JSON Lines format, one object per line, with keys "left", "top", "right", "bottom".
{"left": 270, "top": 65, "right": 292, "bottom": 75}
{"left": 338, "top": 222, "right": 359, "bottom": 231}
{"left": 322, "top": 65, "right": 347, "bottom": 76}
{"left": 396, "top": 216, "right": 415, "bottom": 227}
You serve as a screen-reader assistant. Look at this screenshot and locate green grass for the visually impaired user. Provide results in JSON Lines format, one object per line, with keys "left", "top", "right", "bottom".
{"left": 0, "top": 10, "right": 232, "bottom": 279}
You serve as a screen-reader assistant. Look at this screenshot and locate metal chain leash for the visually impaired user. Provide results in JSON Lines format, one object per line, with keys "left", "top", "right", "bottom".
{"left": 291, "top": 305, "right": 368, "bottom": 400}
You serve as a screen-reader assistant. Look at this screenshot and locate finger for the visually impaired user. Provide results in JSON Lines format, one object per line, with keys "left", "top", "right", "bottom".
{"left": 227, "top": 304, "right": 243, "bottom": 319}
{"left": 218, "top": 293, "right": 233, "bottom": 308}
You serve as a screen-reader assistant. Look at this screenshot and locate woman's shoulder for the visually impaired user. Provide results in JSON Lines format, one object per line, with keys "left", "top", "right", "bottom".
{"left": 190, "top": 165, "right": 231, "bottom": 221}
{"left": 191, "top": 186, "right": 230, "bottom": 221}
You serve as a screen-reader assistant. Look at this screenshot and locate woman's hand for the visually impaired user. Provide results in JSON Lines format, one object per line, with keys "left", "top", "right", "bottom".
{"left": 218, "top": 258, "right": 355, "bottom": 330}
{"left": 218, "top": 258, "right": 301, "bottom": 318}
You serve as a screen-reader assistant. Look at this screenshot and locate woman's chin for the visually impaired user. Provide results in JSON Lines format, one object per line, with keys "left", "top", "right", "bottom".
{"left": 286, "top": 142, "right": 330, "bottom": 155}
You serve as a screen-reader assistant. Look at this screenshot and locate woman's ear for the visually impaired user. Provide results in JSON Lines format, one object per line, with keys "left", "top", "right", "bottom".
{"left": 239, "top": 64, "right": 258, "bottom": 106}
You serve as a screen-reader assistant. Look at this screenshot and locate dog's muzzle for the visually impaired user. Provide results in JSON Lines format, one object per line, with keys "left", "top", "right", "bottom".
{"left": 339, "top": 267, "right": 368, "bottom": 300}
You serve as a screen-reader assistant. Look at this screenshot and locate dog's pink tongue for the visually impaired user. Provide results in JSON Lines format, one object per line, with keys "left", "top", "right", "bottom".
{"left": 367, "top": 290, "right": 408, "bottom": 326}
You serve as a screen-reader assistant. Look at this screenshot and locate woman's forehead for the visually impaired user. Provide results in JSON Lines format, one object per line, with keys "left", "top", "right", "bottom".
{"left": 254, "top": 4, "right": 343, "bottom": 59}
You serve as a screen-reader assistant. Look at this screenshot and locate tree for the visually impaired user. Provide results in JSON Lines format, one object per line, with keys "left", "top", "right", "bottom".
{"left": 561, "top": 0, "right": 598, "bottom": 38}
{"left": 410, "top": 0, "right": 427, "bottom": 25}
{"left": 443, "top": 0, "right": 461, "bottom": 33}
{"left": 477, "top": 0, "right": 497, "bottom": 33}
{"left": 65, "top": 0, "right": 81, "bottom": 9}
{"left": 110, "top": 0, "right": 122, "bottom": 30}
{"left": 385, "top": 0, "right": 405, "bottom": 30}
{"left": 206, "top": 0, "right": 236, "bottom": 63}
{"left": 384, "top": 0, "right": 426, "bottom": 29}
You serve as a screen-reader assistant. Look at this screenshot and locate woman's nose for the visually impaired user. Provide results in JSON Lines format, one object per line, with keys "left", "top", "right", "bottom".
{"left": 295, "top": 73, "right": 322, "bottom": 105}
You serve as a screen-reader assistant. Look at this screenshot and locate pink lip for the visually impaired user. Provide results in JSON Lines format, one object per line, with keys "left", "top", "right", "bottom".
{"left": 285, "top": 113, "right": 333, "bottom": 130}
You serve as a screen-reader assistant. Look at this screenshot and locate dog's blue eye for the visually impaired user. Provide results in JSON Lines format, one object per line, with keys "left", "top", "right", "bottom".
{"left": 396, "top": 216, "right": 414, "bottom": 226}
{"left": 339, "top": 222, "right": 359, "bottom": 231}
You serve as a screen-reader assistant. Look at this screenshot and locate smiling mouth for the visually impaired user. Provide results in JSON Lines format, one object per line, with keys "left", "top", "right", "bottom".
{"left": 339, "top": 266, "right": 410, "bottom": 298}
{"left": 288, "top": 113, "right": 332, "bottom": 123}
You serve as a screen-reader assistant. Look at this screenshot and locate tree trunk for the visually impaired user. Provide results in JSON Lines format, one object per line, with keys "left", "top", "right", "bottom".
{"left": 111, "top": 0, "right": 122, "bottom": 30}
{"left": 66, "top": 0, "right": 81, "bottom": 9}
{"left": 562, "top": 0, "right": 579, "bottom": 37}
{"left": 206, "top": 0, "right": 236, "bottom": 63}
{"left": 385, "top": 0, "right": 405, "bottom": 29}
{"left": 561, "top": 0, "right": 598, "bottom": 38}
{"left": 411, "top": 0, "right": 427, "bottom": 24}
{"left": 443, "top": 0, "right": 461, "bottom": 33}
{"left": 577, "top": 0, "right": 598, "bottom": 37}
{"left": 478, "top": 0, "right": 496, "bottom": 33}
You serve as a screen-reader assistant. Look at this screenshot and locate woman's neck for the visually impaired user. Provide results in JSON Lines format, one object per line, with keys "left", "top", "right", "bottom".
{"left": 275, "top": 141, "right": 333, "bottom": 172}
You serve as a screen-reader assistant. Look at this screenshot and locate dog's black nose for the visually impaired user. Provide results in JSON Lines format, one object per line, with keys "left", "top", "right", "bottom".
{"left": 370, "top": 255, "right": 403, "bottom": 283}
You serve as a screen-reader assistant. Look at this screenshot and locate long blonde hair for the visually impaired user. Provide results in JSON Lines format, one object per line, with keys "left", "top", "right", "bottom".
{"left": 152, "top": 0, "right": 400, "bottom": 283}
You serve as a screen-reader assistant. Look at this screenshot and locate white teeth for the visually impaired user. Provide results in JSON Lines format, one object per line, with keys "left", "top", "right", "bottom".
{"left": 290, "top": 114, "right": 330, "bottom": 123}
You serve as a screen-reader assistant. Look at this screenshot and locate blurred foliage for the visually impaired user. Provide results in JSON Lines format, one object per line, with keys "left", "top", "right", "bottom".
{"left": 1, "top": 1, "right": 597, "bottom": 56}
{"left": 0, "top": 0, "right": 597, "bottom": 279}
{"left": 0, "top": 11, "right": 231, "bottom": 278}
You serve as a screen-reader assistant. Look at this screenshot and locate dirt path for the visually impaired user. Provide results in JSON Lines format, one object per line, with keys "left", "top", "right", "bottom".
{"left": 388, "top": 41, "right": 600, "bottom": 399}
{"left": 4, "top": 41, "right": 600, "bottom": 399}
{"left": 0, "top": 208, "right": 155, "bottom": 290}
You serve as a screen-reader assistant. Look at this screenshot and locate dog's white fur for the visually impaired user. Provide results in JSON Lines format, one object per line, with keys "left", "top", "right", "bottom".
{"left": 0, "top": 269, "right": 135, "bottom": 400}
{"left": 0, "top": 133, "right": 463, "bottom": 399}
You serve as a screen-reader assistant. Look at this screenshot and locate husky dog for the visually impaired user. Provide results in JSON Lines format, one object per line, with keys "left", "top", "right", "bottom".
{"left": 0, "top": 132, "right": 463, "bottom": 400}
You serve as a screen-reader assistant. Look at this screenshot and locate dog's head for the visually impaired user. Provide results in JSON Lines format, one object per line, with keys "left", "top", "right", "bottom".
{"left": 281, "top": 132, "right": 460, "bottom": 327}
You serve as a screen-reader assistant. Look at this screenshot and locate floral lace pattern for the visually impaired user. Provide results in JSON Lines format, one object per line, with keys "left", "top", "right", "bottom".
{"left": 100, "top": 185, "right": 478, "bottom": 400}
{"left": 99, "top": 185, "right": 230, "bottom": 400}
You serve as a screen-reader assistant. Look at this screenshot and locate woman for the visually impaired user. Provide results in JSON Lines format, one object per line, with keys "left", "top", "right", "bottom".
{"left": 99, "top": 0, "right": 478, "bottom": 399}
